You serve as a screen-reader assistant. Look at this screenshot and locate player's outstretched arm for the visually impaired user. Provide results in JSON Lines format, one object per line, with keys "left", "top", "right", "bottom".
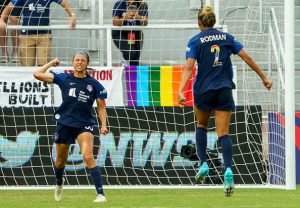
{"left": 96, "top": 98, "right": 108, "bottom": 135}
{"left": 33, "top": 58, "right": 60, "bottom": 83}
{"left": 238, "top": 49, "right": 273, "bottom": 90}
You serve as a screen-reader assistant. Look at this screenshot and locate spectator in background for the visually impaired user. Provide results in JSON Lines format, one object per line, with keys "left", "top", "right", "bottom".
{"left": 0, "top": 0, "right": 76, "bottom": 66}
{"left": 112, "top": 0, "right": 148, "bottom": 66}
{"left": 0, "top": 0, "right": 20, "bottom": 64}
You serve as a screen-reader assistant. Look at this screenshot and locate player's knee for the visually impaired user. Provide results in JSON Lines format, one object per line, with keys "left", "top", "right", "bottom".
{"left": 82, "top": 154, "right": 94, "bottom": 165}
{"left": 56, "top": 158, "right": 67, "bottom": 168}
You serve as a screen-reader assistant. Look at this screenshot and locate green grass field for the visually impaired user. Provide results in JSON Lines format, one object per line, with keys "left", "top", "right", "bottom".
{"left": 1, "top": 187, "right": 300, "bottom": 208}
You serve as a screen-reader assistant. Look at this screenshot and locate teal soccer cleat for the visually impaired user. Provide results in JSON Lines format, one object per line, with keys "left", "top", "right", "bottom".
{"left": 224, "top": 168, "right": 235, "bottom": 197}
{"left": 195, "top": 162, "right": 209, "bottom": 183}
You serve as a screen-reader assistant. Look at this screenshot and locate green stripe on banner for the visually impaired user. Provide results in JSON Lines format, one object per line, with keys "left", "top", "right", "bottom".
{"left": 149, "top": 66, "right": 161, "bottom": 106}
{"left": 136, "top": 66, "right": 150, "bottom": 106}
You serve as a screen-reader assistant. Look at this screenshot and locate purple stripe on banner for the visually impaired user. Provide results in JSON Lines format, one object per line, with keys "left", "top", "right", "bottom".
{"left": 125, "top": 66, "right": 137, "bottom": 106}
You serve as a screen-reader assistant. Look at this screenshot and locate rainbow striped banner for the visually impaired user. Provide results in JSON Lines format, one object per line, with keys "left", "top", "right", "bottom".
{"left": 125, "top": 66, "right": 195, "bottom": 107}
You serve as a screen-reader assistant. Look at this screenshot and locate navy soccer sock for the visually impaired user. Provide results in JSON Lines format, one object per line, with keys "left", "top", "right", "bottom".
{"left": 219, "top": 135, "right": 233, "bottom": 169}
{"left": 89, "top": 166, "right": 104, "bottom": 195}
{"left": 196, "top": 127, "right": 208, "bottom": 165}
{"left": 54, "top": 166, "right": 65, "bottom": 186}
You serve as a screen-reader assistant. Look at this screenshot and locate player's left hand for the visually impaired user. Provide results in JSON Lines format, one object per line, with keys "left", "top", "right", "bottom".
{"left": 178, "top": 92, "right": 186, "bottom": 108}
{"left": 262, "top": 78, "right": 273, "bottom": 91}
{"left": 100, "top": 127, "right": 108, "bottom": 135}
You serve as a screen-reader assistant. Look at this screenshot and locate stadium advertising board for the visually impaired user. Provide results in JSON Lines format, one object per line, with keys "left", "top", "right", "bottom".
{"left": 0, "top": 106, "right": 265, "bottom": 186}
{"left": 0, "top": 67, "right": 52, "bottom": 107}
{"left": 0, "top": 67, "right": 124, "bottom": 107}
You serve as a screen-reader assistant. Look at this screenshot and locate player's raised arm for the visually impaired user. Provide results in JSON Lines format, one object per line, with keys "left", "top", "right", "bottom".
{"left": 33, "top": 58, "right": 60, "bottom": 83}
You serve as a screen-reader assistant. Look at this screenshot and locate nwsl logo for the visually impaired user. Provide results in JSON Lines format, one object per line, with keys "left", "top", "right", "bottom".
{"left": 51, "top": 131, "right": 219, "bottom": 171}
{"left": 0, "top": 131, "right": 218, "bottom": 171}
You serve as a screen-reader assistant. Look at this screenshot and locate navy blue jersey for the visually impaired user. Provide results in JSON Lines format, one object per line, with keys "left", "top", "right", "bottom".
{"left": 112, "top": 1, "right": 148, "bottom": 26}
{"left": 186, "top": 29, "right": 243, "bottom": 94}
{"left": 12, "top": 0, "right": 62, "bottom": 35}
{"left": 51, "top": 72, "right": 107, "bottom": 128}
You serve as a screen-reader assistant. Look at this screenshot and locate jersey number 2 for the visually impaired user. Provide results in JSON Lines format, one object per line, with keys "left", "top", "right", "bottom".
{"left": 211, "top": 45, "right": 222, "bottom": 67}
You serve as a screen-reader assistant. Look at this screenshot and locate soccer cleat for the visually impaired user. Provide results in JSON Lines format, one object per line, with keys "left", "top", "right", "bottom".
{"left": 54, "top": 178, "right": 64, "bottom": 202}
{"left": 224, "top": 168, "right": 234, "bottom": 197}
{"left": 54, "top": 184, "right": 63, "bottom": 201}
{"left": 195, "top": 162, "right": 209, "bottom": 183}
{"left": 93, "top": 194, "right": 107, "bottom": 203}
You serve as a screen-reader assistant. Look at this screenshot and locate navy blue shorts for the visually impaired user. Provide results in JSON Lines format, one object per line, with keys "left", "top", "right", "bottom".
{"left": 52, "top": 123, "right": 94, "bottom": 144}
{"left": 194, "top": 88, "right": 235, "bottom": 111}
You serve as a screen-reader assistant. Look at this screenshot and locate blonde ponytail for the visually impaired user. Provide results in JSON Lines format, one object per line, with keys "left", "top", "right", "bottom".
{"left": 198, "top": 5, "right": 216, "bottom": 28}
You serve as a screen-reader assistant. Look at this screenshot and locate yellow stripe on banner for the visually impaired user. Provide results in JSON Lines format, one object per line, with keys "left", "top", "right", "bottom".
{"left": 160, "top": 66, "right": 173, "bottom": 106}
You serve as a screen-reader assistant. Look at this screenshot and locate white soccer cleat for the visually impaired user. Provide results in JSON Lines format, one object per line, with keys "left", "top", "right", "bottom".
{"left": 93, "top": 194, "right": 107, "bottom": 203}
{"left": 54, "top": 184, "right": 63, "bottom": 201}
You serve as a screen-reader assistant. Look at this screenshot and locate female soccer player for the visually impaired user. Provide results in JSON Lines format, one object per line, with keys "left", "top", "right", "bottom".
{"left": 178, "top": 6, "right": 272, "bottom": 196}
{"left": 33, "top": 51, "right": 108, "bottom": 203}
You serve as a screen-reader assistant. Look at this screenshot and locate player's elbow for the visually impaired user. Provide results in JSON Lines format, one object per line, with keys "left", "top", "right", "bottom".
{"left": 184, "top": 65, "right": 194, "bottom": 72}
{"left": 33, "top": 72, "right": 42, "bottom": 81}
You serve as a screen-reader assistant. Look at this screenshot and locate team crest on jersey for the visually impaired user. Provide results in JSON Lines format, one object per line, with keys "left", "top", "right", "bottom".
{"left": 87, "top": 85, "right": 93, "bottom": 92}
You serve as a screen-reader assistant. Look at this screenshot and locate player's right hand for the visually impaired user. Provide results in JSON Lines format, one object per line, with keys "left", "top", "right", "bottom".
{"left": 51, "top": 58, "right": 60, "bottom": 67}
{"left": 178, "top": 92, "right": 186, "bottom": 108}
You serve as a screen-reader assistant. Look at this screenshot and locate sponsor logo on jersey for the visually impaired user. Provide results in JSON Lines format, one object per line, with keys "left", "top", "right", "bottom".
{"left": 69, "top": 88, "right": 77, "bottom": 97}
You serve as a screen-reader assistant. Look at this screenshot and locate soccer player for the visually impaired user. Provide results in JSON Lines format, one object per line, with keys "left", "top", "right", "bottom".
{"left": 33, "top": 51, "right": 108, "bottom": 203}
{"left": 178, "top": 5, "right": 272, "bottom": 196}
